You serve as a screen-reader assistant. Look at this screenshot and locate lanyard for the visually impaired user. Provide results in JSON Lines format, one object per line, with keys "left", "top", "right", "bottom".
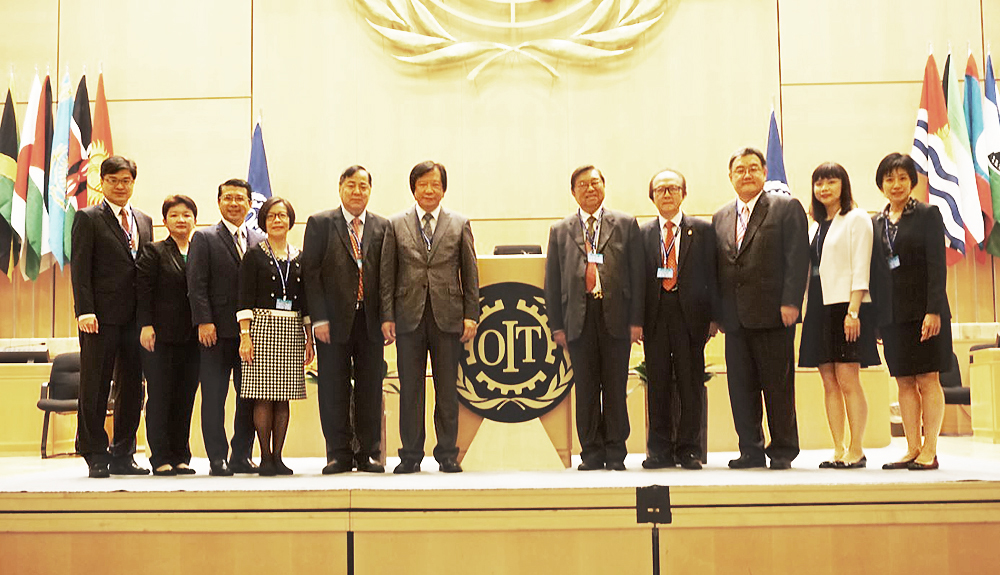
{"left": 417, "top": 212, "right": 433, "bottom": 251}
{"left": 660, "top": 226, "right": 676, "bottom": 265}
{"left": 579, "top": 207, "right": 604, "bottom": 251}
{"left": 883, "top": 217, "right": 898, "bottom": 255}
{"left": 347, "top": 219, "right": 363, "bottom": 255}
{"left": 266, "top": 240, "right": 292, "bottom": 298}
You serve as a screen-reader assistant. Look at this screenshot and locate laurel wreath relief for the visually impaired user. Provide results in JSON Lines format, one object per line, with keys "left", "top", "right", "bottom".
{"left": 458, "top": 360, "right": 574, "bottom": 411}
{"left": 357, "top": 0, "right": 670, "bottom": 80}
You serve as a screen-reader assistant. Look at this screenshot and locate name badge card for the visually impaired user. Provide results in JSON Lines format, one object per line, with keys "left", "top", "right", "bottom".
{"left": 657, "top": 267, "right": 674, "bottom": 279}
{"left": 276, "top": 297, "right": 293, "bottom": 311}
{"left": 888, "top": 255, "right": 900, "bottom": 270}
{"left": 588, "top": 252, "right": 604, "bottom": 265}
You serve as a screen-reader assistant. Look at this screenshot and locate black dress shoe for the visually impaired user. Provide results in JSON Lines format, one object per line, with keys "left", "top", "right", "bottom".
{"left": 275, "top": 460, "right": 294, "bottom": 476}
{"left": 641, "top": 455, "right": 676, "bottom": 469}
{"left": 606, "top": 461, "right": 626, "bottom": 471}
{"left": 577, "top": 460, "right": 604, "bottom": 471}
{"left": 393, "top": 460, "right": 421, "bottom": 474}
{"left": 209, "top": 459, "right": 234, "bottom": 476}
{"left": 229, "top": 458, "right": 258, "bottom": 474}
{"left": 258, "top": 460, "right": 277, "bottom": 476}
{"left": 439, "top": 459, "right": 463, "bottom": 473}
{"left": 678, "top": 453, "right": 703, "bottom": 470}
{"left": 769, "top": 458, "right": 792, "bottom": 470}
{"left": 322, "top": 459, "right": 354, "bottom": 475}
{"left": 88, "top": 462, "right": 110, "bottom": 478}
{"left": 728, "top": 454, "right": 766, "bottom": 469}
{"left": 109, "top": 459, "right": 151, "bottom": 475}
{"left": 174, "top": 464, "right": 197, "bottom": 475}
{"left": 152, "top": 465, "right": 177, "bottom": 476}
{"left": 356, "top": 457, "right": 385, "bottom": 473}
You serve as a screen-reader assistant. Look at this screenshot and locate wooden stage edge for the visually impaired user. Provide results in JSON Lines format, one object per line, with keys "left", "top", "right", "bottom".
{"left": 3, "top": 451, "right": 1000, "bottom": 575}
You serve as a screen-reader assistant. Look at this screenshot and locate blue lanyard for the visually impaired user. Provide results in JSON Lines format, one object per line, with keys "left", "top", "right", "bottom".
{"left": 660, "top": 225, "right": 676, "bottom": 265}
{"left": 266, "top": 240, "right": 291, "bottom": 298}
{"left": 579, "top": 208, "right": 603, "bottom": 251}
{"left": 883, "top": 217, "right": 898, "bottom": 255}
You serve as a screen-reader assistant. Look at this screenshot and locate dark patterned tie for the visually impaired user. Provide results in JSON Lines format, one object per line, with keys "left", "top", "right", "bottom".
{"left": 585, "top": 216, "right": 597, "bottom": 293}
{"left": 422, "top": 213, "right": 434, "bottom": 251}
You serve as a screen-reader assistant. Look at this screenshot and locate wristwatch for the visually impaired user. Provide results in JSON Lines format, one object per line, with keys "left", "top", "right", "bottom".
{"left": 847, "top": 310, "right": 859, "bottom": 320}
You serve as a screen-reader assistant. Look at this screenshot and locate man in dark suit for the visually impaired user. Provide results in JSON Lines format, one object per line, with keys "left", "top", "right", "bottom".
{"left": 712, "top": 147, "right": 809, "bottom": 470}
{"left": 71, "top": 156, "right": 153, "bottom": 478}
{"left": 303, "top": 165, "right": 390, "bottom": 474}
{"left": 544, "top": 165, "right": 644, "bottom": 471}
{"left": 380, "top": 161, "right": 479, "bottom": 474}
{"left": 187, "top": 179, "right": 264, "bottom": 476}
{"left": 640, "top": 168, "right": 719, "bottom": 471}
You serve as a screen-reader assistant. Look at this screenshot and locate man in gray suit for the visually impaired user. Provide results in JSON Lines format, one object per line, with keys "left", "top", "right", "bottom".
{"left": 544, "top": 165, "right": 644, "bottom": 471}
{"left": 380, "top": 161, "right": 479, "bottom": 474}
{"left": 712, "top": 147, "right": 809, "bottom": 470}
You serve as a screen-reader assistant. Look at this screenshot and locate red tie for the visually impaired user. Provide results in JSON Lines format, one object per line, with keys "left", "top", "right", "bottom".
{"left": 351, "top": 217, "right": 364, "bottom": 301}
{"left": 662, "top": 222, "right": 677, "bottom": 291}
{"left": 120, "top": 208, "right": 134, "bottom": 251}
{"left": 585, "top": 216, "right": 597, "bottom": 293}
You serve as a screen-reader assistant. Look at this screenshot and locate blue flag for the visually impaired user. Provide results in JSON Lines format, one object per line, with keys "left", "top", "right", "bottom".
{"left": 246, "top": 122, "right": 272, "bottom": 233}
{"left": 47, "top": 72, "right": 73, "bottom": 268}
{"left": 764, "top": 110, "right": 790, "bottom": 195}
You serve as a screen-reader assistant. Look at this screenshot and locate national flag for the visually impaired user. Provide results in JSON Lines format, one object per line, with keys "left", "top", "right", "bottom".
{"left": 47, "top": 71, "right": 73, "bottom": 268}
{"left": 943, "top": 53, "right": 985, "bottom": 245}
{"left": 763, "top": 109, "right": 790, "bottom": 195}
{"left": 982, "top": 54, "right": 1000, "bottom": 256}
{"left": 20, "top": 75, "right": 54, "bottom": 280}
{"left": 911, "top": 54, "right": 968, "bottom": 263}
{"left": 65, "top": 75, "right": 92, "bottom": 261}
{"left": 12, "top": 75, "right": 42, "bottom": 280}
{"left": 0, "top": 88, "right": 19, "bottom": 279}
{"left": 246, "top": 121, "right": 273, "bottom": 233}
{"left": 86, "top": 73, "right": 112, "bottom": 205}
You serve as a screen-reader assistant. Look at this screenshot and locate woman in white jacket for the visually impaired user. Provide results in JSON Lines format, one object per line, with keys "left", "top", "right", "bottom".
{"left": 798, "top": 163, "right": 880, "bottom": 469}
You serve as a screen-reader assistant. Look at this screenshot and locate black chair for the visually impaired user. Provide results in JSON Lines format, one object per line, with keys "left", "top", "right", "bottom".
{"left": 493, "top": 244, "right": 542, "bottom": 255}
{"left": 940, "top": 351, "right": 970, "bottom": 405}
{"left": 37, "top": 352, "right": 81, "bottom": 459}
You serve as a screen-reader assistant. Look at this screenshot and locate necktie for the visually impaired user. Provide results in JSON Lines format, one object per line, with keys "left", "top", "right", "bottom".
{"left": 585, "top": 216, "right": 597, "bottom": 293}
{"left": 662, "top": 222, "right": 677, "bottom": 291}
{"left": 351, "top": 217, "right": 364, "bottom": 301}
{"left": 422, "top": 213, "right": 434, "bottom": 250}
{"left": 120, "top": 208, "right": 134, "bottom": 251}
{"left": 736, "top": 205, "right": 749, "bottom": 249}
{"left": 234, "top": 230, "right": 244, "bottom": 259}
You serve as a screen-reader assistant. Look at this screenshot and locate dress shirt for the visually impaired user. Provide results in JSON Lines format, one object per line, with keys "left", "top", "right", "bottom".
{"left": 415, "top": 204, "right": 442, "bottom": 237}
{"left": 578, "top": 204, "right": 605, "bottom": 295}
{"left": 221, "top": 218, "right": 246, "bottom": 254}
{"left": 657, "top": 211, "right": 684, "bottom": 260}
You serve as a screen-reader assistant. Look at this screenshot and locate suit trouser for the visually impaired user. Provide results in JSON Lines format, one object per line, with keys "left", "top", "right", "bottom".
{"left": 645, "top": 289, "right": 705, "bottom": 460}
{"left": 566, "top": 297, "right": 631, "bottom": 465}
{"left": 142, "top": 340, "right": 200, "bottom": 469}
{"left": 317, "top": 304, "right": 385, "bottom": 462}
{"left": 725, "top": 325, "right": 800, "bottom": 461}
{"left": 199, "top": 337, "right": 255, "bottom": 462}
{"left": 395, "top": 299, "right": 461, "bottom": 463}
{"left": 76, "top": 323, "right": 144, "bottom": 465}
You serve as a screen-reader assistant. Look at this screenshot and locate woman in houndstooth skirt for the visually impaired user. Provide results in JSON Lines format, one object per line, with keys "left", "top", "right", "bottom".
{"left": 237, "top": 197, "right": 314, "bottom": 476}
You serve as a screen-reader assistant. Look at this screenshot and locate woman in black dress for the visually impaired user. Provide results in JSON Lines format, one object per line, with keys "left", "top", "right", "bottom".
{"left": 870, "top": 153, "right": 950, "bottom": 470}
{"left": 137, "top": 195, "right": 201, "bottom": 476}
{"left": 798, "top": 163, "right": 879, "bottom": 469}
{"left": 237, "top": 197, "right": 314, "bottom": 476}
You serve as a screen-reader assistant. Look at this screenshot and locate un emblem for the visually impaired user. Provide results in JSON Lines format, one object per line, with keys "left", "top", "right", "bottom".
{"left": 459, "top": 282, "right": 574, "bottom": 423}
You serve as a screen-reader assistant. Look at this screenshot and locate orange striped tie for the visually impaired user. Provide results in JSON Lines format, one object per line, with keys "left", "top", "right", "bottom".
{"left": 662, "top": 222, "right": 677, "bottom": 291}
{"left": 351, "top": 217, "right": 364, "bottom": 301}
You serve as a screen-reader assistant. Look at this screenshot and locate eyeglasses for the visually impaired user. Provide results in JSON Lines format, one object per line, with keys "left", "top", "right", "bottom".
{"left": 732, "top": 165, "right": 763, "bottom": 177}
{"left": 103, "top": 176, "right": 134, "bottom": 187}
{"left": 265, "top": 212, "right": 289, "bottom": 221}
{"left": 220, "top": 194, "right": 249, "bottom": 203}
{"left": 653, "top": 185, "right": 684, "bottom": 196}
{"left": 574, "top": 178, "right": 603, "bottom": 191}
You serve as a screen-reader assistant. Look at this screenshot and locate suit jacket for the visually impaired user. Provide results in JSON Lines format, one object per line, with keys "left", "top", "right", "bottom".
{"left": 136, "top": 237, "right": 196, "bottom": 344}
{"left": 870, "top": 200, "right": 950, "bottom": 326}
{"left": 380, "top": 206, "right": 480, "bottom": 334}
{"left": 302, "top": 208, "right": 389, "bottom": 344}
{"left": 641, "top": 214, "right": 719, "bottom": 342}
{"left": 544, "top": 208, "right": 644, "bottom": 342}
{"left": 811, "top": 207, "right": 873, "bottom": 305}
{"left": 71, "top": 202, "right": 154, "bottom": 325}
{"left": 187, "top": 221, "right": 265, "bottom": 339}
{"left": 712, "top": 191, "right": 809, "bottom": 332}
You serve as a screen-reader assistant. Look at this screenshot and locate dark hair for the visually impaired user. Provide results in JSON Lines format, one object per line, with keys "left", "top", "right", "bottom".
{"left": 648, "top": 168, "right": 687, "bottom": 200}
{"left": 217, "top": 178, "right": 253, "bottom": 201}
{"left": 809, "top": 162, "right": 854, "bottom": 221}
{"left": 101, "top": 156, "right": 137, "bottom": 179}
{"left": 875, "top": 153, "right": 918, "bottom": 191}
{"left": 728, "top": 147, "right": 767, "bottom": 171}
{"left": 340, "top": 165, "right": 372, "bottom": 186}
{"left": 409, "top": 161, "right": 447, "bottom": 193}
{"left": 161, "top": 194, "right": 198, "bottom": 219}
{"left": 571, "top": 165, "right": 604, "bottom": 190}
{"left": 258, "top": 196, "right": 296, "bottom": 232}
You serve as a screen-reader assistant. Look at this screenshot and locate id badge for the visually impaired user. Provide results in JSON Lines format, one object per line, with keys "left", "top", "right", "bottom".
{"left": 356, "top": 258, "right": 363, "bottom": 269}
{"left": 811, "top": 265, "right": 821, "bottom": 277}
{"left": 276, "top": 297, "right": 293, "bottom": 310}
{"left": 587, "top": 252, "right": 604, "bottom": 265}
{"left": 657, "top": 267, "right": 674, "bottom": 279}
{"left": 888, "top": 255, "right": 900, "bottom": 270}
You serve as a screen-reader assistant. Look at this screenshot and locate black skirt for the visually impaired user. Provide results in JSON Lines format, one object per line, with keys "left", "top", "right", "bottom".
{"left": 881, "top": 318, "right": 953, "bottom": 377}
{"left": 798, "top": 277, "right": 881, "bottom": 368}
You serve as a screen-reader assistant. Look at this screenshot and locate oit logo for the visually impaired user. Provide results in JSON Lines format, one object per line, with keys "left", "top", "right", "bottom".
{"left": 459, "top": 282, "right": 574, "bottom": 423}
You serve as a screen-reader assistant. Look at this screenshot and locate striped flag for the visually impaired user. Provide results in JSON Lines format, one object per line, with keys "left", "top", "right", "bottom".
{"left": 12, "top": 75, "right": 42, "bottom": 280}
{"left": 20, "top": 74, "right": 54, "bottom": 280}
{"left": 0, "top": 88, "right": 18, "bottom": 279}
{"left": 982, "top": 54, "right": 1000, "bottom": 256}
{"left": 246, "top": 121, "right": 273, "bottom": 233}
{"left": 763, "top": 109, "right": 790, "bottom": 195}
{"left": 65, "top": 75, "right": 92, "bottom": 261}
{"left": 47, "top": 71, "right": 73, "bottom": 268}
{"left": 911, "top": 54, "right": 968, "bottom": 263}
{"left": 86, "top": 73, "right": 112, "bottom": 205}
{"left": 943, "top": 54, "right": 985, "bottom": 245}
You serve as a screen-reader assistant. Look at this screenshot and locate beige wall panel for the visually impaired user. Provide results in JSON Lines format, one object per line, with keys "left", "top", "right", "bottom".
{"left": 106, "top": 98, "right": 251, "bottom": 220}
{"left": 0, "top": 0, "right": 58, "bottom": 98}
{"left": 252, "top": 0, "right": 780, "bottom": 223}
{"left": 780, "top": 82, "right": 922, "bottom": 211}
{"left": 779, "top": 0, "right": 984, "bottom": 85}
{"left": 57, "top": 0, "right": 251, "bottom": 100}
{"left": 985, "top": 0, "right": 1000, "bottom": 59}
